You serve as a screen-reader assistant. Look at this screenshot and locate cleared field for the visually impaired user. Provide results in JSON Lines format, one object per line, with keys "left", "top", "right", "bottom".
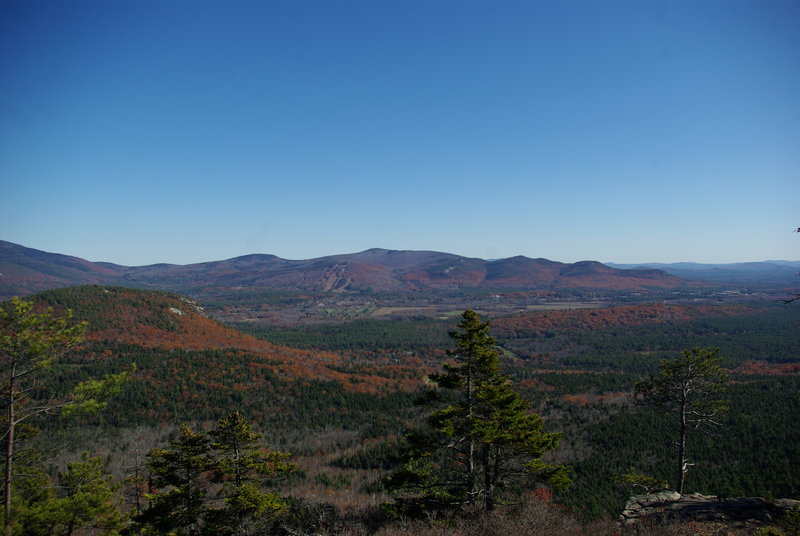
{"left": 369, "top": 302, "right": 608, "bottom": 320}
{"left": 519, "top": 302, "right": 607, "bottom": 311}
{"left": 369, "top": 306, "right": 440, "bottom": 316}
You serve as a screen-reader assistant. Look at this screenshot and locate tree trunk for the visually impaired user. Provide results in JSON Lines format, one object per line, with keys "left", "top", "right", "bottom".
{"left": 482, "top": 444, "right": 495, "bottom": 511}
{"left": 675, "top": 398, "right": 687, "bottom": 494}
{"left": 466, "top": 358, "right": 476, "bottom": 504}
{"left": 4, "top": 365, "right": 15, "bottom": 533}
{"left": 233, "top": 439, "right": 241, "bottom": 488}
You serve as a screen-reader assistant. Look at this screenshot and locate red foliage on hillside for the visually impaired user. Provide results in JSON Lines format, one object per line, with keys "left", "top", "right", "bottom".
{"left": 561, "top": 391, "right": 629, "bottom": 406}
{"left": 492, "top": 304, "right": 750, "bottom": 336}
{"left": 734, "top": 360, "right": 800, "bottom": 375}
{"left": 43, "top": 287, "right": 423, "bottom": 394}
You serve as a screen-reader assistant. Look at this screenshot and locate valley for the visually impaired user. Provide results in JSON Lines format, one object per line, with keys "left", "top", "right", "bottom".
{"left": 17, "top": 287, "right": 800, "bottom": 515}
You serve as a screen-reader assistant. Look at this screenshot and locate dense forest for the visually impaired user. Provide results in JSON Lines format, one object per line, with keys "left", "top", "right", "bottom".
{"left": 1, "top": 285, "right": 799, "bottom": 535}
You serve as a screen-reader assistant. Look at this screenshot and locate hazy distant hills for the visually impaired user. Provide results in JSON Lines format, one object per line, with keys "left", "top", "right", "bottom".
{"left": 607, "top": 261, "right": 800, "bottom": 285}
{"left": 0, "top": 241, "right": 694, "bottom": 299}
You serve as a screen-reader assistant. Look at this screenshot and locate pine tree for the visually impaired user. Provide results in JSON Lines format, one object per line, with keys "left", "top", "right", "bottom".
{"left": 20, "top": 453, "right": 126, "bottom": 536}
{"left": 132, "top": 414, "right": 294, "bottom": 536}
{"left": 634, "top": 347, "right": 729, "bottom": 494}
{"left": 384, "top": 310, "right": 569, "bottom": 516}
{"left": 136, "top": 425, "right": 212, "bottom": 536}
{"left": 207, "top": 411, "right": 295, "bottom": 535}
{"left": 1, "top": 297, "right": 128, "bottom": 532}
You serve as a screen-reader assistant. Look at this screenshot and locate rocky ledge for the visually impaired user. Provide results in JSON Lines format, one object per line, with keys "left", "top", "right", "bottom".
{"left": 620, "top": 491, "right": 800, "bottom": 526}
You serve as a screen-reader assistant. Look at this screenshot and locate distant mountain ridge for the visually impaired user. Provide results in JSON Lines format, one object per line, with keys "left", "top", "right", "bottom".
{"left": 606, "top": 261, "right": 800, "bottom": 285}
{"left": 0, "top": 241, "right": 691, "bottom": 299}
{"left": 0, "top": 240, "right": 120, "bottom": 298}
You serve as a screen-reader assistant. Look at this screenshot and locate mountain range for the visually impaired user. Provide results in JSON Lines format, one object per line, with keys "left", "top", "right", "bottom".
{"left": 3, "top": 240, "right": 798, "bottom": 301}
{"left": 0, "top": 240, "right": 691, "bottom": 299}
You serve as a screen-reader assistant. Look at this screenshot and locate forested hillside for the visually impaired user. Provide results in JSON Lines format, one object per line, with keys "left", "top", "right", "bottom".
{"left": 37, "top": 286, "right": 425, "bottom": 393}
{"left": 2, "top": 285, "right": 799, "bottom": 534}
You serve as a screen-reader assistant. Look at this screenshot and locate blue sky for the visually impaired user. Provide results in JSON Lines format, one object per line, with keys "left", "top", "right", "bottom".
{"left": 1, "top": 0, "right": 798, "bottom": 266}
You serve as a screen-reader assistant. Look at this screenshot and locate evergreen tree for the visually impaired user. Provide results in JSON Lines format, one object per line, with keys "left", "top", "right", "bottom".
{"left": 132, "top": 415, "right": 294, "bottom": 536}
{"left": 384, "top": 310, "right": 569, "bottom": 515}
{"left": 136, "top": 425, "right": 212, "bottom": 536}
{"left": 1, "top": 297, "right": 128, "bottom": 532}
{"left": 207, "top": 411, "right": 295, "bottom": 536}
{"left": 20, "top": 453, "right": 125, "bottom": 536}
{"left": 634, "top": 347, "right": 729, "bottom": 493}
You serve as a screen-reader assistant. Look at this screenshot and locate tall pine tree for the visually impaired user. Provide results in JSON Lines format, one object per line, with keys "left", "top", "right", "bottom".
{"left": 207, "top": 411, "right": 295, "bottom": 535}
{"left": 634, "top": 347, "right": 729, "bottom": 493}
{"left": 1, "top": 297, "right": 128, "bottom": 533}
{"left": 384, "top": 310, "right": 568, "bottom": 515}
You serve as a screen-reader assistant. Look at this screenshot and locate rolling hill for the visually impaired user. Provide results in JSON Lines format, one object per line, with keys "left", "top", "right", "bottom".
{"left": 31, "top": 285, "right": 423, "bottom": 394}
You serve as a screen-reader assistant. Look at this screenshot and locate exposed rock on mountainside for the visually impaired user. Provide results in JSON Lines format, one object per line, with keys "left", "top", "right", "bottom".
{"left": 0, "top": 241, "right": 686, "bottom": 299}
{"left": 620, "top": 491, "right": 800, "bottom": 528}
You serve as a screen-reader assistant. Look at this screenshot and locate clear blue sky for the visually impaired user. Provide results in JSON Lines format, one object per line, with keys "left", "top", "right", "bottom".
{"left": 2, "top": 0, "right": 798, "bottom": 266}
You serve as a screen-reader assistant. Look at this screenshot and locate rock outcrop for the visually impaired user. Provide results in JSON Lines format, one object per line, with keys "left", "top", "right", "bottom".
{"left": 620, "top": 491, "right": 800, "bottom": 527}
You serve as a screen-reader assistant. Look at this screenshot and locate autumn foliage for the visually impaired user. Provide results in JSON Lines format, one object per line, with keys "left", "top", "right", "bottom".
{"left": 492, "top": 304, "right": 750, "bottom": 336}
{"left": 35, "top": 286, "right": 422, "bottom": 394}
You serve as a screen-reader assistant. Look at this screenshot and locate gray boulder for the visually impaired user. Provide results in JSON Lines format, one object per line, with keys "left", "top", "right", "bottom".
{"left": 620, "top": 491, "right": 800, "bottom": 526}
